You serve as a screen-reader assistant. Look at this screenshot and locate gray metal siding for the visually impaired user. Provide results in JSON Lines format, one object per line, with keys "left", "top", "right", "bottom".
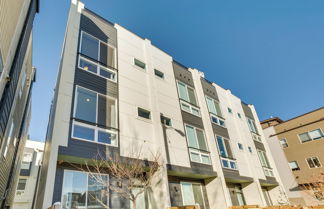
{"left": 212, "top": 123, "right": 230, "bottom": 139}
{"left": 241, "top": 102, "right": 255, "bottom": 120}
{"left": 182, "top": 111, "right": 204, "bottom": 129}
{"left": 172, "top": 61, "right": 194, "bottom": 87}
{"left": 200, "top": 79, "right": 219, "bottom": 101}
{"left": 254, "top": 140, "right": 266, "bottom": 151}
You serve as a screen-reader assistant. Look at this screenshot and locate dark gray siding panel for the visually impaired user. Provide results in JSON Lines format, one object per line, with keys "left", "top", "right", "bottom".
{"left": 223, "top": 169, "right": 253, "bottom": 183}
{"left": 74, "top": 69, "right": 117, "bottom": 98}
{"left": 59, "top": 139, "right": 119, "bottom": 160}
{"left": 191, "top": 162, "right": 214, "bottom": 176}
{"left": 254, "top": 140, "right": 266, "bottom": 151}
{"left": 182, "top": 111, "right": 204, "bottom": 129}
{"left": 80, "top": 12, "right": 117, "bottom": 47}
{"left": 200, "top": 79, "right": 219, "bottom": 101}
{"left": 241, "top": 102, "right": 255, "bottom": 120}
{"left": 172, "top": 62, "right": 194, "bottom": 87}
{"left": 212, "top": 124, "right": 229, "bottom": 139}
{"left": 52, "top": 166, "right": 64, "bottom": 204}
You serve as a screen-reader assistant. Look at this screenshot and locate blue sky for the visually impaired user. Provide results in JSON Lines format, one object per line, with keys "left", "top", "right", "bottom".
{"left": 30, "top": 0, "right": 324, "bottom": 141}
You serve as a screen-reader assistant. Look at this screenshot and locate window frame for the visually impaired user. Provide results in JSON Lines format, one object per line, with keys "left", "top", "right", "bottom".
{"left": 184, "top": 124, "right": 211, "bottom": 165}
{"left": 180, "top": 100, "right": 201, "bottom": 117}
{"left": 180, "top": 181, "right": 206, "bottom": 209}
{"left": 72, "top": 120, "right": 118, "bottom": 147}
{"left": 134, "top": 58, "right": 146, "bottom": 70}
{"left": 238, "top": 143, "right": 244, "bottom": 150}
{"left": 289, "top": 161, "right": 300, "bottom": 171}
{"left": 247, "top": 117, "right": 258, "bottom": 134}
{"left": 79, "top": 31, "right": 117, "bottom": 69}
{"left": 16, "top": 178, "right": 27, "bottom": 192}
{"left": 61, "top": 169, "right": 109, "bottom": 209}
{"left": 160, "top": 115, "right": 172, "bottom": 127}
{"left": 78, "top": 55, "right": 117, "bottom": 82}
{"left": 154, "top": 69, "right": 164, "bottom": 79}
{"left": 176, "top": 80, "right": 199, "bottom": 106}
{"left": 137, "top": 107, "right": 151, "bottom": 120}
{"left": 298, "top": 128, "right": 324, "bottom": 143}
{"left": 306, "top": 156, "right": 322, "bottom": 169}
{"left": 205, "top": 96, "right": 225, "bottom": 127}
{"left": 279, "top": 138, "right": 288, "bottom": 148}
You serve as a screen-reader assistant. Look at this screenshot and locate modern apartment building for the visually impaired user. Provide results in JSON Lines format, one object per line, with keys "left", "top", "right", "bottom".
{"left": 0, "top": 0, "right": 38, "bottom": 208}
{"left": 262, "top": 107, "right": 324, "bottom": 206}
{"left": 37, "top": 1, "right": 288, "bottom": 208}
{"left": 12, "top": 140, "right": 44, "bottom": 209}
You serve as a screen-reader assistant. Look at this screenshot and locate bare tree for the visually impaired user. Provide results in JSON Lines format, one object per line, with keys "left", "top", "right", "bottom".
{"left": 81, "top": 150, "right": 162, "bottom": 209}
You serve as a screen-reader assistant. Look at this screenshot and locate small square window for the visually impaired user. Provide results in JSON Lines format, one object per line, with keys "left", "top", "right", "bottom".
{"left": 228, "top": 108, "right": 232, "bottom": 114}
{"left": 279, "top": 139, "right": 288, "bottom": 148}
{"left": 160, "top": 115, "right": 171, "bottom": 126}
{"left": 134, "top": 58, "right": 146, "bottom": 69}
{"left": 289, "top": 161, "right": 300, "bottom": 171}
{"left": 237, "top": 113, "right": 241, "bottom": 118}
{"left": 154, "top": 69, "right": 164, "bottom": 79}
{"left": 138, "top": 108, "right": 151, "bottom": 119}
{"left": 238, "top": 143, "right": 243, "bottom": 150}
{"left": 248, "top": 146, "right": 252, "bottom": 153}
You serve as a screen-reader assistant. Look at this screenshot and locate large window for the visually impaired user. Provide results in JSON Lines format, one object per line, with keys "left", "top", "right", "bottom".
{"left": 180, "top": 182, "right": 205, "bottom": 209}
{"left": 61, "top": 170, "right": 108, "bottom": 209}
{"left": 185, "top": 125, "right": 211, "bottom": 164}
{"left": 21, "top": 152, "right": 33, "bottom": 170}
{"left": 80, "top": 31, "right": 116, "bottom": 69}
{"left": 216, "top": 136, "right": 237, "bottom": 170}
{"left": 177, "top": 81, "right": 200, "bottom": 117}
{"left": 73, "top": 86, "right": 117, "bottom": 146}
{"left": 299, "top": 129, "right": 324, "bottom": 143}
{"left": 306, "top": 157, "right": 321, "bottom": 168}
{"left": 247, "top": 118, "right": 258, "bottom": 134}
{"left": 257, "top": 150, "right": 274, "bottom": 177}
{"left": 205, "top": 96, "right": 225, "bottom": 127}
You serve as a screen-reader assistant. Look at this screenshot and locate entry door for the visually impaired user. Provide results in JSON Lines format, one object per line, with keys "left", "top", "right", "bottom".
{"left": 180, "top": 182, "right": 205, "bottom": 209}
{"left": 262, "top": 188, "right": 272, "bottom": 206}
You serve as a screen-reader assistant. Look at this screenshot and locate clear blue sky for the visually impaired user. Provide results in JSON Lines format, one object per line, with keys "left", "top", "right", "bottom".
{"left": 30, "top": 0, "right": 324, "bottom": 141}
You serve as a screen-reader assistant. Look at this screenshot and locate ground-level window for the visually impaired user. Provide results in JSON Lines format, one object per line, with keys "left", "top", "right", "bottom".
{"left": 61, "top": 170, "right": 108, "bottom": 209}
{"left": 180, "top": 182, "right": 205, "bottom": 209}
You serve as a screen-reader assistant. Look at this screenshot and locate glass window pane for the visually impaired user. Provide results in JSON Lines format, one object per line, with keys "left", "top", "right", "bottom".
{"left": 206, "top": 97, "right": 217, "bottom": 114}
{"left": 309, "top": 129, "right": 323, "bottom": 140}
{"left": 307, "top": 158, "right": 315, "bottom": 168}
{"left": 187, "top": 87, "right": 197, "bottom": 105}
{"left": 134, "top": 59, "right": 146, "bottom": 69}
{"left": 313, "top": 157, "right": 321, "bottom": 167}
{"left": 17, "top": 179, "right": 27, "bottom": 190}
{"left": 73, "top": 124, "right": 95, "bottom": 141}
{"left": 81, "top": 33, "right": 99, "bottom": 60}
{"left": 217, "top": 136, "right": 227, "bottom": 157}
{"left": 230, "top": 161, "right": 237, "bottom": 169}
{"left": 181, "top": 102, "right": 191, "bottom": 112}
{"left": 130, "top": 188, "right": 146, "bottom": 209}
{"left": 222, "top": 159, "right": 229, "bottom": 168}
{"left": 191, "top": 107, "right": 200, "bottom": 116}
{"left": 87, "top": 175, "right": 108, "bottom": 208}
{"left": 138, "top": 108, "right": 150, "bottom": 119}
{"left": 106, "top": 97, "right": 116, "bottom": 128}
{"left": 192, "top": 184, "right": 205, "bottom": 209}
{"left": 98, "top": 130, "right": 116, "bottom": 145}
{"left": 79, "top": 58, "right": 97, "bottom": 73}
{"left": 201, "top": 154, "right": 210, "bottom": 164}
{"left": 75, "top": 87, "right": 97, "bottom": 123}
{"left": 186, "top": 126, "right": 198, "bottom": 148}
{"left": 178, "top": 82, "right": 189, "bottom": 101}
{"left": 181, "top": 183, "right": 195, "bottom": 206}
{"left": 100, "top": 68, "right": 115, "bottom": 80}
{"left": 62, "top": 171, "right": 87, "bottom": 209}
{"left": 196, "top": 129, "right": 207, "bottom": 151}
{"left": 190, "top": 152, "right": 200, "bottom": 162}
{"left": 280, "top": 139, "right": 288, "bottom": 148}
{"left": 154, "top": 69, "right": 164, "bottom": 79}
{"left": 211, "top": 115, "right": 218, "bottom": 124}
{"left": 299, "top": 132, "right": 311, "bottom": 143}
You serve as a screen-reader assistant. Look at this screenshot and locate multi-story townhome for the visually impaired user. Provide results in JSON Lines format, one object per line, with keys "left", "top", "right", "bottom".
{"left": 37, "top": 1, "right": 288, "bottom": 209}
{"left": 0, "top": 0, "right": 38, "bottom": 208}
{"left": 262, "top": 107, "right": 324, "bottom": 206}
{"left": 12, "top": 140, "right": 44, "bottom": 209}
